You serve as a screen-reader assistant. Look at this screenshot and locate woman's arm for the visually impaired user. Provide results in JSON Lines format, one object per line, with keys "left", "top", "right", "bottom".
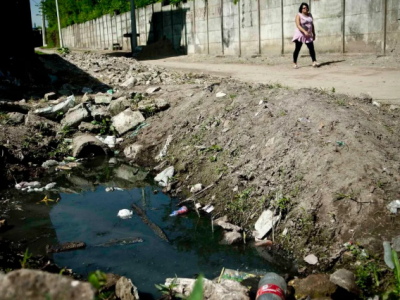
{"left": 295, "top": 14, "right": 309, "bottom": 36}
{"left": 312, "top": 15, "right": 316, "bottom": 39}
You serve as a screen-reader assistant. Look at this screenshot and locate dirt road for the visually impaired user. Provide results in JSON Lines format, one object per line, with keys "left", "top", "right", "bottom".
{"left": 143, "top": 55, "right": 400, "bottom": 104}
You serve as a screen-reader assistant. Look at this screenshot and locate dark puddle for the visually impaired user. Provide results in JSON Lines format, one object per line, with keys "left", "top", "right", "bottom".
{"left": 1, "top": 157, "right": 296, "bottom": 299}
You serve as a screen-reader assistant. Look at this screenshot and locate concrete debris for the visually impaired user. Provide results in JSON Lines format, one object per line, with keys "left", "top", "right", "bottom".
{"left": 33, "top": 95, "right": 75, "bottom": 119}
{"left": 165, "top": 277, "right": 250, "bottom": 300}
{"left": 387, "top": 200, "right": 400, "bottom": 213}
{"left": 289, "top": 274, "right": 337, "bottom": 299}
{"left": 190, "top": 183, "right": 203, "bottom": 193}
{"left": 7, "top": 112, "right": 25, "bottom": 124}
{"left": 146, "top": 86, "right": 161, "bottom": 94}
{"left": 120, "top": 77, "right": 137, "bottom": 88}
{"left": 25, "top": 111, "right": 61, "bottom": 131}
{"left": 61, "top": 103, "right": 91, "bottom": 127}
{"left": 96, "top": 135, "right": 117, "bottom": 148}
{"left": 115, "top": 276, "right": 139, "bottom": 300}
{"left": 154, "top": 166, "right": 174, "bottom": 187}
{"left": 372, "top": 101, "right": 381, "bottom": 108}
{"left": 304, "top": 254, "right": 318, "bottom": 265}
{"left": 155, "top": 98, "right": 170, "bottom": 110}
{"left": 0, "top": 269, "right": 94, "bottom": 300}
{"left": 220, "top": 231, "right": 243, "bottom": 245}
{"left": 82, "top": 93, "right": 93, "bottom": 103}
{"left": 90, "top": 105, "right": 110, "bottom": 121}
{"left": 78, "top": 122, "right": 101, "bottom": 132}
{"left": 124, "top": 144, "right": 143, "bottom": 160}
{"left": 72, "top": 134, "right": 110, "bottom": 158}
{"left": 330, "top": 269, "right": 360, "bottom": 295}
{"left": 108, "top": 96, "right": 130, "bottom": 116}
{"left": 254, "top": 209, "right": 280, "bottom": 240}
{"left": 111, "top": 109, "right": 145, "bottom": 135}
{"left": 95, "top": 94, "right": 113, "bottom": 104}
{"left": 156, "top": 135, "right": 173, "bottom": 161}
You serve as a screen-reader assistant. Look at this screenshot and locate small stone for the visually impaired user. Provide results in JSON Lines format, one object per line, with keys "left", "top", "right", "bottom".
{"left": 44, "top": 92, "right": 57, "bottom": 101}
{"left": 120, "top": 77, "right": 137, "bottom": 88}
{"left": 82, "top": 93, "right": 93, "bottom": 103}
{"left": 330, "top": 269, "right": 360, "bottom": 295}
{"left": 214, "top": 216, "right": 242, "bottom": 232}
{"left": 78, "top": 122, "right": 101, "bottom": 133}
{"left": 146, "top": 86, "right": 161, "bottom": 94}
{"left": 155, "top": 98, "right": 170, "bottom": 110}
{"left": 42, "top": 160, "right": 59, "bottom": 169}
{"left": 115, "top": 276, "right": 139, "bottom": 300}
{"left": 372, "top": 101, "right": 381, "bottom": 108}
{"left": 124, "top": 144, "right": 144, "bottom": 160}
{"left": 190, "top": 183, "right": 203, "bottom": 193}
{"left": 390, "top": 105, "right": 400, "bottom": 111}
{"left": 61, "top": 103, "right": 91, "bottom": 127}
{"left": 7, "top": 112, "right": 25, "bottom": 124}
{"left": 216, "top": 92, "right": 226, "bottom": 98}
{"left": 111, "top": 109, "right": 145, "bottom": 135}
{"left": 304, "top": 254, "right": 318, "bottom": 265}
{"left": 220, "top": 231, "right": 243, "bottom": 245}
{"left": 95, "top": 94, "right": 113, "bottom": 104}
{"left": 289, "top": 274, "right": 337, "bottom": 299}
{"left": 392, "top": 236, "right": 400, "bottom": 252}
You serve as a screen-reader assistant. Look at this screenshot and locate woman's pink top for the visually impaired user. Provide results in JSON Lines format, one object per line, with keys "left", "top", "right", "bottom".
{"left": 292, "top": 13, "right": 314, "bottom": 43}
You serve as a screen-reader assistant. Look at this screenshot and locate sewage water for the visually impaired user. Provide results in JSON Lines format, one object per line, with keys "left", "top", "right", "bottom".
{"left": 2, "top": 158, "right": 295, "bottom": 299}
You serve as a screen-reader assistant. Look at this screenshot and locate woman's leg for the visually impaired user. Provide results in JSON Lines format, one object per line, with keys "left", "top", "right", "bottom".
{"left": 293, "top": 41, "right": 303, "bottom": 64}
{"left": 306, "top": 42, "right": 316, "bottom": 62}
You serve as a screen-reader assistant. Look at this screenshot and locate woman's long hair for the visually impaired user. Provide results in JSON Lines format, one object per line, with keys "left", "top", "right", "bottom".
{"left": 298, "top": 2, "right": 309, "bottom": 13}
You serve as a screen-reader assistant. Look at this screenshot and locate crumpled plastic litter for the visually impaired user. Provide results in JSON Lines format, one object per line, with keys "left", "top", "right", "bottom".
{"left": 387, "top": 200, "right": 400, "bottom": 214}
{"left": 117, "top": 209, "right": 133, "bottom": 219}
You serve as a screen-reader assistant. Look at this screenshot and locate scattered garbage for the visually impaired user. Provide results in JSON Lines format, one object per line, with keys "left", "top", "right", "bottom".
{"left": 108, "top": 157, "right": 118, "bottom": 165}
{"left": 96, "top": 135, "right": 117, "bottom": 148}
{"left": 304, "top": 254, "right": 318, "bottom": 265}
{"left": 203, "top": 204, "right": 214, "bottom": 213}
{"left": 130, "top": 122, "right": 150, "bottom": 137}
{"left": 219, "top": 268, "right": 258, "bottom": 283}
{"left": 216, "top": 92, "right": 226, "bottom": 98}
{"left": 106, "top": 187, "right": 124, "bottom": 192}
{"left": 257, "top": 272, "right": 287, "bottom": 300}
{"left": 170, "top": 206, "right": 188, "bottom": 216}
{"left": 383, "top": 241, "right": 394, "bottom": 269}
{"left": 15, "top": 182, "right": 41, "bottom": 189}
{"left": 190, "top": 183, "right": 203, "bottom": 193}
{"left": 254, "top": 209, "right": 281, "bottom": 240}
{"left": 117, "top": 209, "right": 133, "bottom": 219}
{"left": 45, "top": 183, "right": 57, "bottom": 190}
{"left": 156, "top": 135, "right": 173, "bottom": 161}
{"left": 282, "top": 228, "right": 288, "bottom": 236}
{"left": 107, "top": 89, "right": 114, "bottom": 95}
{"left": 387, "top": 200, "right": 400, "bottom": 214}
{"left": 195, "top": 203, "right": 202, "bottom": 209}
{"left": 298, "top": 117, "right": 311, "bottom": 123}
{"left": 336, "top": 141, "right": 345, "bottom": 146}
{"left": 154, "top": 166, "right": 174, "bottom": 187}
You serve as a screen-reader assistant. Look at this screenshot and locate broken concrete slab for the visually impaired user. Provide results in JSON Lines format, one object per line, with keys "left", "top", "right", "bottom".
{"left": 95, "top": 94, "right": 113, "bottom": 104}
{"left": 124, "top": 144, "right": 144, "bottom": 160}
{"left": 0, "top": 269, "right": 94, "bottom": 300}
{"left": 155, "top": 98, "right": 170, "bottom": 110}
{"left": 108, "top": 96, "right": 131, "bottom": 116}
{"left": 120, "top": 77, "right": 137, "bottom": 88}
{"left": 7, "top": 112, "right": 25, "bottom": 124}
{"left": 90, "top": 105, "right": 111, "bottom": 121}
{"left": 111, "top": 109, "right": 145, "bottom": 135}
{"left": 72, "top": 134, "right": 110, "bottom": 158}
{"left": 254, "top": 210, "right": 280, "bottom": 239}
{"left": 61, "top": 103, "right": 91, "bottom": 127}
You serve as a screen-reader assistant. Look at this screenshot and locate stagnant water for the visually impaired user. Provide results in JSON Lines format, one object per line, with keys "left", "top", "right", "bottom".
{"left": 2, "top": 157, "right": 295, "bottom": 299}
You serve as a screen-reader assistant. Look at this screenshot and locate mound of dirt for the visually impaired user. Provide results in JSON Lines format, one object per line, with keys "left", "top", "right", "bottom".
{"left": 131, "top": 77, "right": 400, "bottom": 269}
{"left": 135, "top": 38, "right": 178, "bottom": 60}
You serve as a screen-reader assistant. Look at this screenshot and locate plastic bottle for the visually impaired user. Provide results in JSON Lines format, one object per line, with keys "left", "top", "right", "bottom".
{"left": 170, "top": 206, "right": 188, "bottom": 217}
{"left": 256, "top": 273, "right": 287, "bottom": 300}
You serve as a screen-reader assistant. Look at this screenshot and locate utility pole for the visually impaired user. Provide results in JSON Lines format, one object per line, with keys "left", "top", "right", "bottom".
{"left": 130, "top": 0, "right": 137, "bottom": 55}
{"left": 55, "top": 0, "right": 64, "bottom": 47}
{"left": 41, "top": 0, "right": 47, "bottom": 46}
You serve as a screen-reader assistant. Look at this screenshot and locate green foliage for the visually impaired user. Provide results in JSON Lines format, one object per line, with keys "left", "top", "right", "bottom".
{"left": 393, "top": 250, "right": 400, "bottom": 296}
{"left": 155, "top": 276, "right": 185, "bottom": 299}
{"left": 57, "top": 47, "right": 70, "bottom": 54}
{"left": 20, "top": 248, "right": 32, "bottom": 269}
{"left": 88, "top": 270, "right": 107, "bottom": 290}
{"left": 91, "top": 118, "right": 116, "bottom": 135}
{"left": 187, "top": 274, "right": 203, "bottom": 300}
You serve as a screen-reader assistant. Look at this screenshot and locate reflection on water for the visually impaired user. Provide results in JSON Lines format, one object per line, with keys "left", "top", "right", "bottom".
{"left": 3, "top": 158, "right": 295, "bottom": 299}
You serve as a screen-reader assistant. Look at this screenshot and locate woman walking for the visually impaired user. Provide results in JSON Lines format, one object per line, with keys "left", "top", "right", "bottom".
{"left": 292, "top": 3, "right": 319, "bottom": 69}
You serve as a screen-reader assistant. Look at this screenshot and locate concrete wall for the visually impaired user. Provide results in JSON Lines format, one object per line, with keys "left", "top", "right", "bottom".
{"left": 62, "top": 0, "right": 400, "bottom": 56}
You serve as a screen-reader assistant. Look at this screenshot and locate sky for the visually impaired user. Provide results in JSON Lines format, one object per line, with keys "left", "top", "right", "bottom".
{"left": 30, "top": 0, "right": 44, "bottom": 28}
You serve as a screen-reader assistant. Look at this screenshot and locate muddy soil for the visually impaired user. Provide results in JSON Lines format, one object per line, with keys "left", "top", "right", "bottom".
{"left": 1, "top": 51, "right": 400, "bottom": 282}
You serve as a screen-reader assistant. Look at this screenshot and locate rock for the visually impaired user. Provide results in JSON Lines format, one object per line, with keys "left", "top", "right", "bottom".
{"left": 0, "top": 219, "right": 8, "bottom": 232}
{"left": 61, "top": 103, "right": 91, "bottom": 127}
{"left": 190, "top": 183, "right": 203, "bottom": 193}
{"left": 44, "top": 92, "right": 57, "bottom": 101}
{"left": 372, "top": 101, "right": 381, "bottom": 108}
{"left": 166, "top": 277, "right": 250, "bottom": 300}
{"left": 95, "top": 94, "right": 113, "bottom": 104}
{"left": 138, "top": 100, "right": 156, "bottom": 112}
{"left": 220, "top": 231, "right": 243, "bottom": 245}
{"left": 330, "top": 269, "right": 360, "bottom": 295}
{"left": 82, "top": 93, "right": 93, "bottom": 103}
{"left": 78, "top": 122, "right": 101, "bottom": 133}
{"left": 7, "top": 112, "right": 25, "bottom": 124}
{"left": 358, "top": 93, "right": 372, "bottom": 103}
{"left": 392, "top": 236, "right": 400, "bottom": 252}
{"left": 42, "top": 160, "right": 59, "bottom": 169}
{"left": 390, "top": 105, "right": 400, "bottom": 111}
{"left": 46, "top": 241, "right": 86, "bottom": 253}
{"left": 214, "top": 216, "right": 242, "bottom": 232}
{"left": 0, "top": 269, "right": 94, "bottom": 300}
{"left": 96, "top": 136, "right": 117, "bottom": 148}
{"left": 101, "top": 273, "right": 122, "bottom": 292}
{"left": 72, "top": 134, "right": 110, "bottom": 158}
{"left": 120, "top": 77, "right": 137, "bottom": 88}
{"left": 124, "top": 144, "right": 143, "bottom": 160}
{"left": 289, "top": 274, "right": 337, "bottom": 299}
{"left": 25, "top": 111, "right": 61, "bottom": 132}
{"left": 216, "top": 92, "right": 226, "bottom": 98}
{"left": 0, "top": 100, "right": 30, "bottom": 113}
{"left": 33, "top": 96, "right": 75, "bottom": 119}
{"left": 146, "top": 86, "right": 161, "bottom": 94}
{"left": 154, "top": 166, "right": 174, "bottom": 187}
{"left": 254, "top": 210, "right": 280, "bottom": 239}
{"left": 90, "top": 105, "right": 110, "bottom": 121}
{"left": 304, "top": 254, "right": 318, "bottom": 265}
{"left": 111, "top": 109, "right": 145, "bottom": 135}
{"left": 108, "top": 96, "right": 131, "bottom": 116}
{"left": 114, "top": 164, "right": 149, "bottom": 183}
{"left": 115, "top": 276, "right": 139, "bottom": 300}
{"left": 155, "top": 98, "right": 170, "bottom": 110}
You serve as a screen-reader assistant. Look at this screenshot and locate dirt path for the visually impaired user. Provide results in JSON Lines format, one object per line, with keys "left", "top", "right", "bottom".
{"left": 143, "top": 56, "right": 400, "bottom": 104}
